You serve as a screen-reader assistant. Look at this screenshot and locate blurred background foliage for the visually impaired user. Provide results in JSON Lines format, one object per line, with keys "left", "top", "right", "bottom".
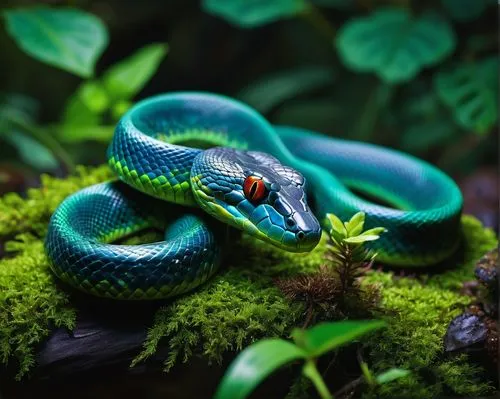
{"left": 0, "top": 0, "right": 498, "bottom": 196}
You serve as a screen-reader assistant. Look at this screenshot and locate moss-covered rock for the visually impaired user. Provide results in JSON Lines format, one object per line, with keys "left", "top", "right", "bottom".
{"left": 0, "top": 166, "right": 497, "bottom": 398}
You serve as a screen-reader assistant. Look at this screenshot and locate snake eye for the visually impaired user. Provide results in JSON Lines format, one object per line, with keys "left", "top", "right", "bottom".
{"left": 243, "top": 176, "right": 267, "bottom": 203}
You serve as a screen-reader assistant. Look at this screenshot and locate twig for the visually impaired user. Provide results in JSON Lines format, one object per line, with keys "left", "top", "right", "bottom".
{"left": 302, "top": 302, "right": 315, "bottom": 329}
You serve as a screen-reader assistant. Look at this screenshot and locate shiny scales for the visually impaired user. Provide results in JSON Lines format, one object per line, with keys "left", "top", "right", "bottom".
{"left": 45, "top": 92, "right": 463, "bottom": 300}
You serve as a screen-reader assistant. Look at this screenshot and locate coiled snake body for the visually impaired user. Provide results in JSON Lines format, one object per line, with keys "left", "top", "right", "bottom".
{"left": 45, "top": 92, "right": 463, "bottom": 300}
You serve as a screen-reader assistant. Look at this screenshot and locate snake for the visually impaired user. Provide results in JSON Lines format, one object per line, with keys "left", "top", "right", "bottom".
{"left": 45, "top": 92, "right": 463, "bottom": 300}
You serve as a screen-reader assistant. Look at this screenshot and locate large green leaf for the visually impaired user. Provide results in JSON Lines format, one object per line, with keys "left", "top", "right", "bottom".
{"left": 441, "top": 0, "right": 492, "bottom": 22}
{"left": 3, "top": 7, "right": 108, "bottom": 78}
{"left": 0, "top": 94, "right": 59, "bottom": 170}
{"left": 292, "top": 320, "right": 385, "bottom": 357}
{"left": 202, "top": 0, "right": 307, "bottom": 28}
{"left": 238, "top": 66, "right": 335, "bottom": 113}
{"left": 61, "top": 43, "right": 167, "bottom": 139}
{"left": 3, "top": 131, "right": 58, "bottom": 170}
{"left": 214, "top": 339, "right": 307, "bottom": 399}
{"left": 434, "top": 57, "right": 498, "bottom": 135}
{"left": 102, "top": 43, "right": 168, "bottom": 101}
{"left": 336, "top": 8, "right": 456, "bottom": 83}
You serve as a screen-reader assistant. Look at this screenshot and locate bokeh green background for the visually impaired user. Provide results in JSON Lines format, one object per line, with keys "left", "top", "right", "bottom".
{"left": 0, "top": 0, "right": 498, "bottom": 194}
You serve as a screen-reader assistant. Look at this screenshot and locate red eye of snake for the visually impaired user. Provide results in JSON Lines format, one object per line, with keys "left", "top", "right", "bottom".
{"left": 243, "top": 176, "right": 267, "bottom": 202}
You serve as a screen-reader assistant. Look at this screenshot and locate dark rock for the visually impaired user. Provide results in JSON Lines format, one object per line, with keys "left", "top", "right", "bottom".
{"left": 444, "top": 313, "right": 487, "bottom": 352}
{"left": 474, "top": 248, "right": 498, "bottom": 294}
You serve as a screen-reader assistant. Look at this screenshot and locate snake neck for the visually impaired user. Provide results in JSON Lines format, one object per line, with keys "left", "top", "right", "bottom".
{"left": 108, "top": 119, "right": 204, "bottom": 207}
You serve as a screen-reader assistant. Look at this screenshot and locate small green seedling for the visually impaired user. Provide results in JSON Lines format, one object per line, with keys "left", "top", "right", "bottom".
{"left": 325, "top": 212, "right": 387, "bottom": 305}
{"left": 215, "top": 213, "right": 398, "bottom": 399}
{"left": 214, "top": 319, "right": 409, "bottom": 399}
{"left": 326, "top": 211, "right": 387, "bottom": 254}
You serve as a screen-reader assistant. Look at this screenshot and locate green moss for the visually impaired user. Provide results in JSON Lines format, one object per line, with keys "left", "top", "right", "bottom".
{"left": 360, "top": 218, "right": 498, "bottom": 399}
{"left": 0, "top": 237, "right": 76, "bottom": 379}
{"left": 427, "top": 215, "right": 498, "bottom": 290}
{"left": 0, "top": 165, "right": 497, "bottom": 398}
{"left": 0, "top": 165, "right": 112, "bottom": 238}
{"left": 132, "top": 270, "right": 304, "bottom": 370}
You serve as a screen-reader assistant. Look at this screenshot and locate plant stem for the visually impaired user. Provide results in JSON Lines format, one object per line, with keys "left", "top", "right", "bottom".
{"left": 333, "top": 376, "right": 364, "bottom": 399}
{"left": 359, "top": 361, "right": 376, "bottom": 387}
{"left": 302, "top": 302, "right": 315, "bottom": 329}
{"left": 303, "top": 360, "right": 334, "bottom": 399}
{"left": 7, "top": 115, "right": 75, "bottom": 173}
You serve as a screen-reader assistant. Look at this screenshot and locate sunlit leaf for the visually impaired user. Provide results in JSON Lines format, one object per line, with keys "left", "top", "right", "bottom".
{"left": 238, "top": 66, "right": 335, "bottom": 113}
{"left": 291, "top": 320, "right": 385, "bottom": 357}
{"left": 344, "top": 235, "right": 380, "bottom": 243}
{"left": 336, "top": 8, "right": 455, "bottom": 83}
{"left": 345, "top": 212, "right": 364, "bottom": 236}
{"left": 375, "top": 368, "right": 411, "bottom": 384}
{"left": 202, "top": 0, "right": 307, "bottom": 28}
{"left": 3, "top": 7, "right": 108, "bottom": 78}
{"left": 214, "top": 339, "right": 307, "bottom": 399}
{"left": 361, "top": 227, "right": 386, "bottom": 236}
{"left": 434, "top": 57, "right": 498, "bottom": 135}
{"left": 326, "top": 213, "right": 347, "bottom": 237}
{"left": 102, "top": 43, "right": 168, "bottom": 101}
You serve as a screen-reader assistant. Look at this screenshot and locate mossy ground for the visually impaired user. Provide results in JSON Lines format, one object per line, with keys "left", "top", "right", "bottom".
{"left": 0, "top": 166, "right": 497, "bottom": 398}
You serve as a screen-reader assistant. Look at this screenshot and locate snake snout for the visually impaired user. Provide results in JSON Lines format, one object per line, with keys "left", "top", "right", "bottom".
{"left": 290, "top": 211, "right": 321, "bottom": 251}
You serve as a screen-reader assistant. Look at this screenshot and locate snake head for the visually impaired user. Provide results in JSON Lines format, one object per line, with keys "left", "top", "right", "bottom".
{"left": 191, "top": 148, "right": 321, "bottom": 252}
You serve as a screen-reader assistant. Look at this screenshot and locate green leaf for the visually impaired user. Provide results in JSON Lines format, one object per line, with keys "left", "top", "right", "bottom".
{"left": 291, "top": 320, "right": 385, "bottom": 357}
{"left": 344, "top": 235, "right": 380, "bottom": 243}
{"left": 53, "top": 124, "right": 114, "bottom": 143}
{"left": 238, "top": 66, "right": 335, "bottom": 113}
{"left": 361, "top": 227, "right": 387, "bottom": 236}
{"left": 202, "top": 0, "right": 307, "bottom": 28}
{"left": 3, "top": 7, "right": 108, "bottom": 78}
{"left": 3, "top": 131, "right": 58, "bottom": 170}
{"left": 302, "top": 361, "right": 334, "bottom": 399}
{"left": 61, "top": 43, "right": 167, "bottom": 137}
{"left": 441, "top": 0, "right": 491, "bottom": 22}
{"left": 434, "top": 57, "right": 498, "bottom": 135}
{"left": 62, "top": 82, "right": 105, "bottom": 127}
{"left": 336, "top": 8, "right": 455, "bottom": 83}
{"left": 326, "top": 213, "right": 347, "bottom": 237}
{"left": 111, "top": 101, "right": 132, "bottom": 120}
{"left": 214, "top": 339, "right": 307, "bottom": 399}
{"left": 345, "top": 212, "right": 365, "bottom": 236}
{"left": 375, "top": 368, "right": 411, "bottom": 385}
{"left": 102, "top": 43, "right": 168, "bottom": 101}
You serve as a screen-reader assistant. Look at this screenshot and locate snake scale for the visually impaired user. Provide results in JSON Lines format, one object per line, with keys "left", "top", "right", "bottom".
{"left": 45, "top": 92, "right": 463, "bottom": 300}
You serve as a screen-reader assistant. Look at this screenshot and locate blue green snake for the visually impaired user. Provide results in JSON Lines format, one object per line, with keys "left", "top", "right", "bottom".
{"left": 45, "top": 92, "right": 463, "bottom": 300}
